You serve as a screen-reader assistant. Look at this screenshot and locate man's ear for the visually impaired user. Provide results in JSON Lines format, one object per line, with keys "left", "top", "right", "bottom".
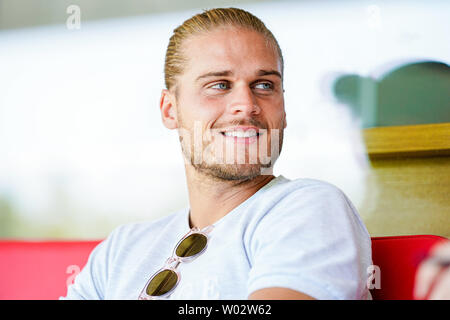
{"left": 283, "top": 111, "right": 287, "bottom": 129}
{"left": 160, "top": 89, "right": 178, "bottom": 129}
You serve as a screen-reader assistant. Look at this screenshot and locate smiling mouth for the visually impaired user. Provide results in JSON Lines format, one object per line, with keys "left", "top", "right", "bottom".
{"left": 216, "top": 127, "right": 264, "bottom": 145}
{"left": 219, "top": 126, "right": 264, "bottom": 137}
{"left": 220, "top": 131, "right": 262, "bottom": 138}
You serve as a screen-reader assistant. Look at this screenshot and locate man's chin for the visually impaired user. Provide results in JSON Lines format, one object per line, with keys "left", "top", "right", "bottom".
{"left": 192, "top": 163, "right": 270, "bottom": 181}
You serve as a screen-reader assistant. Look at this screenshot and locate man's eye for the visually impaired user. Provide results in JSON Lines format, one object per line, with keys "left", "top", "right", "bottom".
{"left": 254, "top": 82, "right": 273, "bottom": 90}
{"left": 210, "top": 82, "right": 229, "bottom": 90}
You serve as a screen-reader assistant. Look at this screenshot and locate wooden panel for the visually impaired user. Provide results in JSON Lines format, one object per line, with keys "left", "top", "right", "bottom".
{"left": 363, "top": 122, "right": 450, "bottom": 159}
{"left": 359, "top": 156, "right": 450, "bottom": 238}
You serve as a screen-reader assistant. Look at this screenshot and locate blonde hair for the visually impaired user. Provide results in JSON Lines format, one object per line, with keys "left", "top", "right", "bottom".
{"left": 164, "top": 7, "right": 284, "bottom": 90}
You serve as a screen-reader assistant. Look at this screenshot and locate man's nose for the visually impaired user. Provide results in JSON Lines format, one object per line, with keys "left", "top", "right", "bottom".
{"left": 228, "top": 85, "right": 261, "bottom": 116}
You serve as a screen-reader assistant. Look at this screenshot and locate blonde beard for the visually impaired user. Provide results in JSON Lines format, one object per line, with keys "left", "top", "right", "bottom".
{"left": 178, "top": 126, "right": 284, "bottom": 181}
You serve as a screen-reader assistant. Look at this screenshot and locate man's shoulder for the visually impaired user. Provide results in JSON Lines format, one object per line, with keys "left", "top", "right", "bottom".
{"left": 261, "top": 175, "right": 362, "bottom": 222}
{"left": 268, "top": 175, "right": 345, "bottom": 198}
{"left": 261, "top": 175, "right": 370, "bottom": 240}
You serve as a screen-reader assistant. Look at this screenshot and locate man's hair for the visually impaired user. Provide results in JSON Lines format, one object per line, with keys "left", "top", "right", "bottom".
{"left": 164, "top": 7, "right": 284, "bottom": 91}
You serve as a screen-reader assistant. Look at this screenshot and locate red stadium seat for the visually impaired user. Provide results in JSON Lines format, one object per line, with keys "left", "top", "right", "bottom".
{"left": 0, "top": 235, "right": 447, "bottom": 300}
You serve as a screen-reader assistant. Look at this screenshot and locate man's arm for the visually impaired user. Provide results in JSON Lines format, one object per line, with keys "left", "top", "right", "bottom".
{"left": 249, "top": 287, "right": 316, "bottom": 300}
{"left": 246, "top": 183, "right": 372, "bottom": 300}
{"left": 60, "top": 225, "right": 123, "bottom": 299}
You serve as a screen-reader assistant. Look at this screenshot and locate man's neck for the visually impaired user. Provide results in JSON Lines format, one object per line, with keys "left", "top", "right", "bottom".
{"left": 185, "top": 165, "right": 276, "bottom": 229}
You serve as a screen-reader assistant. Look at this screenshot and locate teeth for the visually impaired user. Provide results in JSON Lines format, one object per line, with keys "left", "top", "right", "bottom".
{"left": 223, "top": 131, "right": 258, "bottom": 138}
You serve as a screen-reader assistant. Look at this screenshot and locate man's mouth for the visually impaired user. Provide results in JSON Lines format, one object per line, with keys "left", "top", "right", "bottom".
{"left": 218, "top": 126, "right": 263, "bottom": 144}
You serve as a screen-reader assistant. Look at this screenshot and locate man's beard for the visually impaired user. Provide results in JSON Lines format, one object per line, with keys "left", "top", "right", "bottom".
{"left": 178, "top": 119, "right": 285, "bottom": 181}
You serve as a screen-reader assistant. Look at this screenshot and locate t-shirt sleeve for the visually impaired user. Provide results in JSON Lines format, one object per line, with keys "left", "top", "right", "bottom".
{"left": 247, "top": 183, "right": 372, "bottom": 300}
{"left": 59, "top": 226, "right": 122, "bottom": 300}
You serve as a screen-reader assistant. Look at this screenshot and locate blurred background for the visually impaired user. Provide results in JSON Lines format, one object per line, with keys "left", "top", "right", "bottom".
{"left": 0, "top": 0, "right": 449, "bottom": 240}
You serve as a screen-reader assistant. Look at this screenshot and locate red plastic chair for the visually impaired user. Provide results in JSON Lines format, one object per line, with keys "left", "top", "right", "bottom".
{"left": 0, "top": 235, "right": 447, "bottom": 300}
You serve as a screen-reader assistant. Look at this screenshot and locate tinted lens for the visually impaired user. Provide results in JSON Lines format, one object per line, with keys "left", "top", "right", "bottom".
{"left": 146, "top": 269, "right": 178, "bottom": 296}
{"left": 175, "top": 233, "right": 207, "bottom": 258}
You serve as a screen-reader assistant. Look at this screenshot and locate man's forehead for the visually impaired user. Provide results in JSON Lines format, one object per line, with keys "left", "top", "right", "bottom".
{"left": 184, "top": 48, "right": 282, "bottom": 81}
{"left": 185, "top": 31, "right": 277, "bottom": 55}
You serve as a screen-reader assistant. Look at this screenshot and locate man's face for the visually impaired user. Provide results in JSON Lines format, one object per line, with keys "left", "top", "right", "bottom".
{"left": 163, "top": 26, "right": 286, "bottom": 180}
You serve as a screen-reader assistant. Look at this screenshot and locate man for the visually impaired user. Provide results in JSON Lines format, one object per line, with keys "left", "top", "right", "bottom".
{"left": 62, "top": 8, "right": 372, "bottom": 300}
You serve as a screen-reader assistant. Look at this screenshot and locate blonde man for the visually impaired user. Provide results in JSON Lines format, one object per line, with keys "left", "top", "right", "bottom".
{"left": 62, "top": 8, "right": 372, "bottom": 300}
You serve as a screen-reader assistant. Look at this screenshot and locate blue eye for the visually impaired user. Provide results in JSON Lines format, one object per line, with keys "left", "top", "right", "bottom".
{"left": 254, "top": 82, "right": 273, "bottom": 90}
{"left": 210, "top": 82, "right": 229, "bottom": 90}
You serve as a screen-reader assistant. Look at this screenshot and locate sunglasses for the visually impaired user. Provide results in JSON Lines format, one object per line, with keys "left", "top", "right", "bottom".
{"left": 138, "top": 225, "right": 214, "bottom": 300}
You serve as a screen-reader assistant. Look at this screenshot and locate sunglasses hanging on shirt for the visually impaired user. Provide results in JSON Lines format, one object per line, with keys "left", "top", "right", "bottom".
{"left": 138, "top": 225, "right": 214, "bottom": 299}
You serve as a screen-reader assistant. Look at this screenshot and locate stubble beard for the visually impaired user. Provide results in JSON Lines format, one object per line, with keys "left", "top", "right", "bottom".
{"left": 178, "top": 119, "right": 285, "bottom": 182}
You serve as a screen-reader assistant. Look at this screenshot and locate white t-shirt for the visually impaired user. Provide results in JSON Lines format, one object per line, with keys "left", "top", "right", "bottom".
{"left": 61, "top": 175, "right": 373, "bottom": 300}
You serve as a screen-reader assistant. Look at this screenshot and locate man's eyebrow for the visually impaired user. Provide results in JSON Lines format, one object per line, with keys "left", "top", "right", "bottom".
{"left": 196, "top": 70, "right": 233, "bottom": 81}
{"left": 257, "top": 69, "right": 282, "bottom": 78}
{"left": 195, "top": 69, "right": 282, "bottom": 82}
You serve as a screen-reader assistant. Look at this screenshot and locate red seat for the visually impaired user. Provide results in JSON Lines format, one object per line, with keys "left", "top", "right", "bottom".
{"left": 0, "top": 240, "right": 101, "bottom": 300}
{"left": 0, "top": 235, "right": 447, "bottom": 300}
